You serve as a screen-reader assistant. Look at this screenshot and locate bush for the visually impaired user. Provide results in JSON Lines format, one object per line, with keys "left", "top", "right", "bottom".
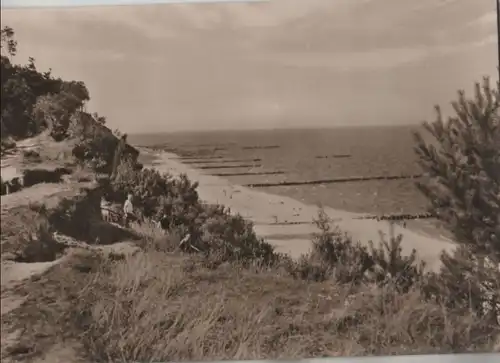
{"left": 10, "top": 205, "right": 66, "bottom": 262}
{"left": 368, "top": 228, "right": 426, "bottom": 293}
{"left": 190, "top": 204, "right": 277, "bottom": 265}
{"left": 72, "top": 131, "right": 118, "bottom": 173}
{"left": 110, "top": 160, "right": 199, "bottom": 221}
{"left": 287, "top": 210, "right": 425, "bottom": 292}
{"left": 291, "top": 209, "right": 373, "bottom": 283}
{"left": 422, "top": 246, "right": 500, "bottom": 318}
{"left": 22, "top": 167, "right": 71, "bottom": 187}
{"left": 110, "top": 160, "right": 278, "bottom": 264}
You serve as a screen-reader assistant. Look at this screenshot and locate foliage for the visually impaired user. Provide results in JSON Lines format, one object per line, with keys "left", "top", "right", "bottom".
{"left": 110, "top": 160, "right": 277, "bottom": 264}
{"left": 69, "top": 111, "right": 126, "bottom": 174}
{"left": 413, "top": 77, "right": 500, "bottom": 322}
{"left": 1, "top": 26, "right": 89, "bottom": 140}
{"left": 368, "top": 228, "right": 426, "bottom": 293}
{"left": 287, "top": 210, "right": 425, "bottom": 292}
{"left": 422, "top": 246, "right": 500, "bottom": 320}
{"left": 1, "top": 26, "right": 17, "bottom": 58}
{"left": 32, "top": 84, "right": 89, "bottom": 140}
{"left": 413, "top": 78, "right": 500, "bottom": 261}
{"left": 304, "top": 209, "right": 374, "bottom": 283}
{"left": 110, "top": 161, "right": 198, "bottom": 219}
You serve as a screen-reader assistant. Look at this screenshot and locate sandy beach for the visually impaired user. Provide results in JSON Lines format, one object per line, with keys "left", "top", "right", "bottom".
{"left": 140, "top": 148, "right": 455, "bottom": 271}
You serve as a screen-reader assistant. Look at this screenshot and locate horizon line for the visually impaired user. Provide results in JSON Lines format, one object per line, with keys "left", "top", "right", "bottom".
{"left": 127, "top": 123, "right": 424, "bottom": 136}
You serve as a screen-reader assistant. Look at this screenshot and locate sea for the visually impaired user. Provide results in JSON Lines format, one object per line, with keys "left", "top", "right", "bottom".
{"left": 129, "top": 125, "right": 434, "bottom": 219}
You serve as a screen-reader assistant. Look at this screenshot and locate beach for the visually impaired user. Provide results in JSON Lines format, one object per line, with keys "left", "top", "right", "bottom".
{"left": 140, "top": 148, "right": 456, "bottom": 271}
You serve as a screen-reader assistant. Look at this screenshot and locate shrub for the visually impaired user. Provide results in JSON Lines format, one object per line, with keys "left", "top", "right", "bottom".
{"left": 10, "top": 206, "right": 66, "bottom": 262}
{"left": 191, "top": 203, "right": 277, "bottom": 265}
{"left": 22, "top": 167, "right": 71, "bottom": 187}
{"left": 294, "top": 209, "right": 374, "bottom": 283}
{"left": 368, "top": 228, "right": 426, "bottom": 293}
{"left": 72, "top": 131, "right": 118, "bottom": 173}
{"left": 288, "top": 210, "right": 426, "bottom": 292}
{"left": 421, "top": 246, "right": 500, "bottom": 319}
{"left": 111, "top": 160, "right": 199, "bottom": 221}
{"left": 111, "top": 160, "right": 278, "bottom": 264}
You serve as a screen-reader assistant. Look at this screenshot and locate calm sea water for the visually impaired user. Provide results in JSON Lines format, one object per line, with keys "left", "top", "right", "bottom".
{"left": 130, "top": 126, "right": 431, "bottom": 217}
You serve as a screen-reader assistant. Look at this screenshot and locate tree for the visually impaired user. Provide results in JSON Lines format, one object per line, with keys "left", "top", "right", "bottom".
{"left": 413, "top": 77, "right": 500, "bottom": 318}
{"left": 0, "top": 26, "right": 71, "bottom": 139}
{"left": 413, "top": 77, "right": 499, "bottom": 260}
{"left": 1, "top": 26, "right": 17, "bottom": 59}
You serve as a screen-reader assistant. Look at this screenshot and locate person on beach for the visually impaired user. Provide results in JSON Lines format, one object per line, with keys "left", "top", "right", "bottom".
{"left": 123, "top": 193, "right": 135, "bottom": 227}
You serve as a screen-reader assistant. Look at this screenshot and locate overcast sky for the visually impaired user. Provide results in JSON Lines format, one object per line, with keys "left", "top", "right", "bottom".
{"left": 1, "top": 0, "right": 498, "bottom": 133}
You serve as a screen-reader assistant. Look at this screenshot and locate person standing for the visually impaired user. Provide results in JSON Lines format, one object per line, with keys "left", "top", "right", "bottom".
{"left": 123, "top": 193, "right": 134, "bottom": 227}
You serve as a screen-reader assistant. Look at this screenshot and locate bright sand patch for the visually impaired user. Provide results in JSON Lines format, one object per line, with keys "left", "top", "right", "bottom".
{"left": 141, "top": 149, "right": 455, "bottom": 271}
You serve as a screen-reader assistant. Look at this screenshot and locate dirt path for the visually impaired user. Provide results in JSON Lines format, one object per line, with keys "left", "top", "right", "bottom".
{"left": 142, "top": 149, "right": 455, "bottom": 271}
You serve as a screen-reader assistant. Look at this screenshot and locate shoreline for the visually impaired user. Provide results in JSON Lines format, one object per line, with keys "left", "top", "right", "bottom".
{"left": 139, "top": 148, "right": 455, "bottom": 271}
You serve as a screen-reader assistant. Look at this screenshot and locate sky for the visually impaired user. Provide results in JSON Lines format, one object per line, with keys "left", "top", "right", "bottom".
{"left": 1, "top": 0, "right": 498, "bottom": 133}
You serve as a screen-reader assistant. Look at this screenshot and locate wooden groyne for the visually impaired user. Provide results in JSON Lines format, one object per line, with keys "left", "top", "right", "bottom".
{"left": 256, "top": 213, "right": 435, "bottom": 226}
{"left": 187, "top": 143, "right": 235, "bottom": 148}
{"left": 315, "top": 154, "right": 351, "bottom": 159}
{"left": 199, "top": 164, "right": 262, "bottom": 170}
{"left": 355, "top": 212, "right": 435, "bottom": 221}
{"left": 242, "top": 145, "right": 280, "bottom": 150}
{"left": 183, "top": 158, "right": 262, "bottom": 165}
{"left": 245, "top": 174, "right": 423, "bottom": 188}
{"left": 266, "top": 221, "right": 314, "bottom": 226}
{"left": 176, "top": 156, "right": 224, "bottom": 161}
{"left": 212, "top": 171, "right": 285, "bottom": 177}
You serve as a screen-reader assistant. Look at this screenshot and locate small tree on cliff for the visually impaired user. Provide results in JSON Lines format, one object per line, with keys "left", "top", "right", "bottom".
{"left": 413, "top": 77, "right": 500, "bottom": 317}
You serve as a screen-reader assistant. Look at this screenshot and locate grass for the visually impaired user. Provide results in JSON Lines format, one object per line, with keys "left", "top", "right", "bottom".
{"left": 5, "top": 245, "right": 497, "bottom": 362}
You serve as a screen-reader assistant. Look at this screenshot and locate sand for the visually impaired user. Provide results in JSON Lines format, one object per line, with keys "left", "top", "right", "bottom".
{"left": 141, "top": 149, "right": 456, "bottom": 271}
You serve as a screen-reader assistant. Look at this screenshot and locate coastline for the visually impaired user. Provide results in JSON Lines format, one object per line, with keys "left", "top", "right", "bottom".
{"left": 139, "top": 148, "right": 455, "bottom": 271}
